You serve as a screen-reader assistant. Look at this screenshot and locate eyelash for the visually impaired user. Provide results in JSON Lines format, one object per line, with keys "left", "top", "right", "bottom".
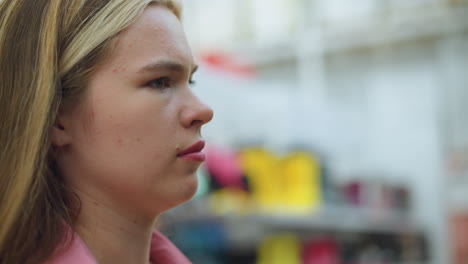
{"left": 146, "top": 77, "right": 196, "bottom": 90}
{"left": 147, "top": 77, "right": 171, "bottom": 90}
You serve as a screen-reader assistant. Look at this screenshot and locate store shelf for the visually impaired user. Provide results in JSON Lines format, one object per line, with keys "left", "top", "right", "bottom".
{"left": 163, "top": 199, "right": 423, "bottom": 235}
{"left": 248, "top": 207, "right": 420, "bottom": 234}
{"left": 161, "top": 199, "right": 425, "bottom": 254}
{"left": 233, "top": 4, "right": 468, "bottom": 67}
{"left": 447, "top": 178, "right": 468, "bottom": 212}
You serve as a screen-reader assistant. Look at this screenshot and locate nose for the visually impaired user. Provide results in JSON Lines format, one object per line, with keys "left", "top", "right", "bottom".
{"left": 180, "top": 92, "right": 214, "bottom": 129}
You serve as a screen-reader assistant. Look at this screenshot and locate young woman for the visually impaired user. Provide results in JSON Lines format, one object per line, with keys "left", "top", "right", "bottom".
{"left": 0, "top": 0, "right": 213, "bottom": 263}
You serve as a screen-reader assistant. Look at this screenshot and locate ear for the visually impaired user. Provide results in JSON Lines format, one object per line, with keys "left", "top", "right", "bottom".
{"left": 51, "top": 117, "right": 71, "bottom": 148}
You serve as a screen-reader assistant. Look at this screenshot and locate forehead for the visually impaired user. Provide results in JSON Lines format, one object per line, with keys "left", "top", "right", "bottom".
{"left": 106, "top": 5, "right": 193, "bottom": 69}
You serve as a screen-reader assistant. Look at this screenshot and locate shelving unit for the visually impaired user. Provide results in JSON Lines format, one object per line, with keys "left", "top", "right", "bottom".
{"left": 162, "top": 199, "right": 424, "bottom": 250}
{"left": 162, "top": 198, "right": 427, "bottom": 263}
{"left": 232, "top": 4, "right": 468, "bottom": 67}
{"left": 180, "top": 0, "right": 468, "bottom": 263}
{"left": 164, "top": 199, "right": 421, "bottom": 235}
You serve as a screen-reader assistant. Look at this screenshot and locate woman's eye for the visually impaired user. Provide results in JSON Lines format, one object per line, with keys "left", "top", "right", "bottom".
{"left": 147, "top": 77, "right": 171, "bottom": 90}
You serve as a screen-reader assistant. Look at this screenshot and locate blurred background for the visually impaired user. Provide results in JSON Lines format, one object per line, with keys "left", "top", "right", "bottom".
{"left": 160, "top": 0, "right": 468, "bottom": 263}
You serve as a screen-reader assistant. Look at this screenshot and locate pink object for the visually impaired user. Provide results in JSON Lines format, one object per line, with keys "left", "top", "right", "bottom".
{"left": 205, "top": 145, "right": 244, "bottom": 188}
{"left": 45, "top": 229, "right": 191, "bottom": 264}
{"left": 303, "top": 238, "right": 340, "bottom": 264}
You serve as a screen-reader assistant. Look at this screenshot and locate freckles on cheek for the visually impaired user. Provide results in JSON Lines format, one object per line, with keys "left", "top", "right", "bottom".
{"left": 108, "top": 116, "right": 146, "bottom": 149}
{"left": 89, "top": 111, "right": 127, "bottom": 148}
{"left": 114, "top": 137, "right": 142, "bottom": 148}
{"left": 111, "top": 65, "right": 128, "bottom": 74}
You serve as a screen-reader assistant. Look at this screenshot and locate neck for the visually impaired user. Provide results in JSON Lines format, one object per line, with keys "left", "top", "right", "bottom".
{"left": 73, "top": 190, "right": 158, "bottom": 264}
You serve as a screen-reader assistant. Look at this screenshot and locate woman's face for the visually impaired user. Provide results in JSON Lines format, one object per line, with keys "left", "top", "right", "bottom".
{"left": 55, "top": 5, "right": 213, "bottom": 216}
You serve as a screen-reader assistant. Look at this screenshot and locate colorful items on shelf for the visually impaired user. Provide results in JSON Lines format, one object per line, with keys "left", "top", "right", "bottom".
{"left": 254, "top": 233, "right": 423, "bottom": 264}
{"left": 166, "top": 143, "right": 423, "bottom": 264}
{"left": 281, "top": 152, "right": 321, "bottom": 213}
{"left": 303, "top": 238, "right": 340, "bottom": 264}
{"left": 254, "top": 235, "right": 342, "bottom": 264}
{"left": 208, "top": 188, "right": 251, "bottom": 215}
{"left": 239, "top": 148, "right": 283, "bottom": 211}
{"left": 257, "top": 234, "right": 301, "bottom": 264}
{"left": 165, "top": 220, "right": 426, "bottom": 264}
{"left": 340, "top": 180, "right": 411, "bottom": 211}
{"left": 205, "top": 146, "right": 323, "bottom": 214}
{"left": 205, "top": 145, "right": 245, "bottom": 189}
{"left": 203, "top": 144, "right": 412, "bottom": 216}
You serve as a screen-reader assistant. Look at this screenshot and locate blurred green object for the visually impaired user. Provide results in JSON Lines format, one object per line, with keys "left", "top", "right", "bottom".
{"left": 194, "top": 167, "right": 210, "bottom": 198}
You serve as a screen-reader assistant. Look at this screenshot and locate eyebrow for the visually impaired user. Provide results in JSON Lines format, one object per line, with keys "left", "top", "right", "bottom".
{"left": 137, "top": 60, "right": 198, "bottom": 75}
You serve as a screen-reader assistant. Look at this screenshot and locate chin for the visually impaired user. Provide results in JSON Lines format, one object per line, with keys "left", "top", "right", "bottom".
{"left": 180, "top": 174, "right": 199, "bottom": 201}
{"left": 160, "top": 176, "right": 199, "bottom": 212}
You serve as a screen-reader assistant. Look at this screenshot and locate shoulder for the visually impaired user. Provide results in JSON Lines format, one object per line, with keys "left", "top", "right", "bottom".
{"left": 43, "top": 232, "right": 97, "bottom": 264}
{"left": 42, "top": 229, "right": 190, "bottom": 264}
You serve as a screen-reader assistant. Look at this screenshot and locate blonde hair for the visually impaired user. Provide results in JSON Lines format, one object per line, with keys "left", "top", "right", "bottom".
{"left": 0, "top": 0, "right": 180, "bottom": 263}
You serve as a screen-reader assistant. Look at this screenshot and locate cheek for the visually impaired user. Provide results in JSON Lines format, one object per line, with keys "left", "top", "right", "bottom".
{"left": 68, "top": 96, "right": 188, "bottom": 206}
{"left": 87, "top": 103, "right": 177, "bottom": 173}
{"left": 63, "top": 76, "right": 197, "bottom": 213}
{"left": 83, "top": 112, "right": 195, "bottom": 214}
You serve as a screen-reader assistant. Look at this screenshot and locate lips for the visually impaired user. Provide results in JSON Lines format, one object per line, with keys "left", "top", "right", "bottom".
{"left": 177, "top": 141, "right": 206, "bottom": 162}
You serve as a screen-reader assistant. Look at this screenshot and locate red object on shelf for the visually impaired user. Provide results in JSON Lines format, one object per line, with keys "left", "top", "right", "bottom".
{"left": 303, "top": 238, "right": 340, "bottom": 264}
{"left": 452, "top": 213, "right": 468, "bottom": 264}
{"left": 199, "top": 52, "right": 256, "bottom": 78}
{"left": 342, "top": 181, "right": 363, "bottom": 207}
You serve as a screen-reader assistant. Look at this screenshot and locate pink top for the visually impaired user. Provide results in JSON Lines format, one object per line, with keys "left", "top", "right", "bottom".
{"left": 45, "top": 230, "right": 191, "bottom": 264}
